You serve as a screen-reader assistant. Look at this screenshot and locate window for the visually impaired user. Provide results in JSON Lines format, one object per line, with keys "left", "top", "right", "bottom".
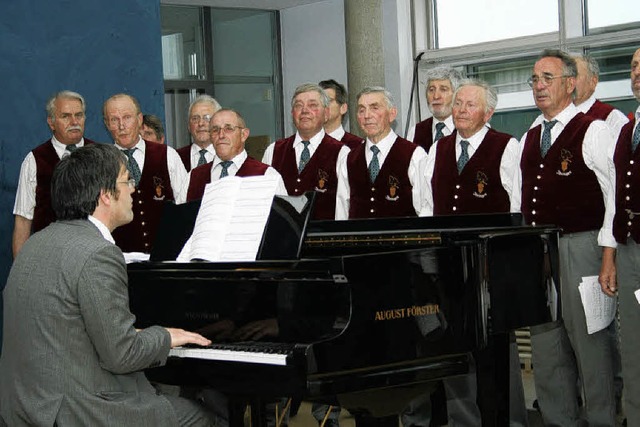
{"left": 160, "top": 5, "right": 282, "bottom": 156}
{"left": 586, "top": 0, "right": 640, "bottom": 34}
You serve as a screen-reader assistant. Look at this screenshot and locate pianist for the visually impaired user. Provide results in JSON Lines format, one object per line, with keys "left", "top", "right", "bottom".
{"left": 0, "top": 144, "right": 221, "bottom": 427}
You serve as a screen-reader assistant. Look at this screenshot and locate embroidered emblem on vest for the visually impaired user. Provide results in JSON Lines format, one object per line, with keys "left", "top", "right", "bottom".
{"left": 315, "top": 169, "right": 329, "bottom": 193}
{"left": 153, "top": 176, "right": 166, "bottom": 200}
{"left": 385, "top": 176, "right": 400, "bottom": 201}
{"left": 556, "top": 149, "right": 573, "bottom": 176}
{"left": 473, "top": 171, "right": 488, "bottom": 199}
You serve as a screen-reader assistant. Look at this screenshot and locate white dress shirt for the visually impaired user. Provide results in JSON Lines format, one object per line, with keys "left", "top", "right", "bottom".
{"left": 406, "top": 115, "right": 455, "bottom": 143}
{"left": 183, "top": 150, "right": 288, "bottom": 196}
{"left": 335, "top": 130, "right": 427, "bottom": 220}
{"left": 88, "top": 215, "right": 115, "bottom": 244}
{"left": 420, "top": 126, "right": 520, "bottom": 216}
{"left": 575, "top": 95, "right": 630, "bottom": 136}
{"left": 116, "top": 136, "right": 188, "bottom": 204}
{"left": 328, "top": 125, "right": 347, "bottom": 141}
{"left": 13, "top": 136, "right": 89, "bottom": 219}
{"left": 188, "top": 143, "right": 215, "bottom": 170}
{"left": 511, "top": 103, "right": 617, "bottom": 248}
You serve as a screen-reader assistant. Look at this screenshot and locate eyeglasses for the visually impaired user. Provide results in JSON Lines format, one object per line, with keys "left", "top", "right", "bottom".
{"left": 189, "top": 114, "right": 213, "bottom": 124}
{"left": 527, "top": 74, "right": 571, "bottom": 88}
{"left": 210, "top": 124, "right": 244, "bottom": 135}
{"left": 108, "top": 115, "right": 136, "bottom": 128}
{"left": 117, "top": 179, "right": 136, "bottom": 189}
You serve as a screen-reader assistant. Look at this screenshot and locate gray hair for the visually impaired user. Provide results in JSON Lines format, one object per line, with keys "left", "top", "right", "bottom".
{"left": 291, "top": 83, "right": 330, "bottom": 108}
{"left": 424, "top": 66, "right": 464, "bottom": 91}
{"left": 575, "top": 53, "right": 600, "bottom": 79}
{"left": 356, "top": 86, "right": 396, "bottom": 109}
{"left": 539, "top": 49, "right": 578, "bottom": 78}
{"left": 46, "top": 90, "right": 86, "bottom": 120}
{"left": 455, "top": 78, "right": 498, "bottom": 113}
{"left": 189, "top": 94, "right": 221, "bottom": 116}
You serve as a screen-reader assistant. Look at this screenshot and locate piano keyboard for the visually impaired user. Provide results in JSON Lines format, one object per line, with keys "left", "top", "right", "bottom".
{"left": 169, "top": 342, "right": 296, "bottom": 366}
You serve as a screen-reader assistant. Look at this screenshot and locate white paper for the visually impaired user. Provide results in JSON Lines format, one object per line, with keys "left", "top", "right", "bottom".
{"left": 635, "top": 288, "right": 640, "bottom": 305}
{"left": 176, "top": 175, "right": 279, "bottom": 262}
{"left": 123, "top": 252, "right": 151, "bottom": 264}
{"left": 578, "top": 275, "right": 617, "bottom": 334}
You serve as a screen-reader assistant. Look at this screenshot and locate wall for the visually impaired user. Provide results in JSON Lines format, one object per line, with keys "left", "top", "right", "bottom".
{"left": 280, "top": 0, "right": 349, "bottom": 135}
{"left": 0, "top": 0, "right": 166, "bottom": 350}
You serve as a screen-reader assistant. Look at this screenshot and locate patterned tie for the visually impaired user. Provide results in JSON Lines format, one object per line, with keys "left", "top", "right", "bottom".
{"left": 219, "top": 160, "right": 233, "bottom": 179}
{"left": 123, "top": 148, "right": 142, "bottom": 186}
{"left": 540, "top": 120, "right": 558, "bottom": 157}
{"left": 369, "top": 145, "right": 380, "bottom": 182}
{"left": 457, "top": 140, "right": 470, "bottom": 174}
{"left": 434, "top": 122, "right": 446, "bottom": 142}
{"left": 298, "top": 140, "right": 310, "bottom": 173}
{"left": 197, "top": 149, "right": 208, "bottom": 167}
{"left": 632, "top": 122, "right": 640, "bottom": 153}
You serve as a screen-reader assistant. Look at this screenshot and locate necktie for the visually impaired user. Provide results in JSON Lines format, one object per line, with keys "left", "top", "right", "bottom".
{"left": 63, "top": 144, "right": 77, "bottom": 158}
{"left": 298, "top": 140, "right": 310, "bottom": 173}
{"left": 540, "top": 120, "right": 558, "bottom": 157}
{"left": 123, "top": 148, "right": 142, "bottom": 186}
{"left": 197, "top": 149, "right": 208, "bottom": 167}
{"left": 632, "top": 122, "right": 640, "bottom": 153}
{"left": 457, "top": 140, "right": 470, "bottom": 173}
{"left": 369, "top": 145, "right": 380, "bottom": 182}
{"left": 219, "top": 160, "right": 233, "bottom": 179}
{"left": 434, "top": 122, "right": 446, "bottom": 142}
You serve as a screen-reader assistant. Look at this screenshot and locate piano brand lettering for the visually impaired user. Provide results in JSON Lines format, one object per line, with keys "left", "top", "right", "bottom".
{"left": 185, "top": 311, "right": 220, "bottom": 321}
{"left": 374, "top": 304, "right": 440, "bottom": 321}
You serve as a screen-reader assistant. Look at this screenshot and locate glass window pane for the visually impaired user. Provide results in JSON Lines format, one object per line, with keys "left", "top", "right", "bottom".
{"left": 435, "top": 0, "right": 558, "bottom": 48}
{"left": 586, "top": 0, "right": 640, "bottom": 33}
{"left": 161, "top": 6, "right": 206, "bottom": 80}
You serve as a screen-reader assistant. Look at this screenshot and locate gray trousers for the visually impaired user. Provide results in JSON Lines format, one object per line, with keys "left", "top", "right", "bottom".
{"left": 614, "top": 239, "right": 640, "bottom": 426}
{"left": 530, "top": 231, "right": 616, "bottom": 426}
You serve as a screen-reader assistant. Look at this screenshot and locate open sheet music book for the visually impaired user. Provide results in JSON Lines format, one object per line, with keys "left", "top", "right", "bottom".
{"left": 176, "top": 175, "right": 280, "bottom": 262}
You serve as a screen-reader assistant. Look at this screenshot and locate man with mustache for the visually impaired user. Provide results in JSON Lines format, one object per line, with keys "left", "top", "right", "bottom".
{"left": 407, "top": 66, "right": 463, "bottom": 153}
{"left": 512, "top": 49, "right": 617, "bottom": 426}
{"left": 262, "top": 83, "right": 350, "bottom": 220}
{"left": 12, "top": 90, "right": 97, "bottom": 258}
{"left": 103, "top": 93, "right": 188, "bottom": 254}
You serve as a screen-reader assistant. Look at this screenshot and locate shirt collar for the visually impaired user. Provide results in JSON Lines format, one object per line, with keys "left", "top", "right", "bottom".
{"left": 328, "top": 125, "right": 346, "bottom": 141}
{"left": 294, "top": 129, "right": 325, "bottom": 148}
{"left": 574, "top": 94, "right": 596, "bottom": 113}
{"left": 456, "top": 126, "right": 489, "bottom": 150}
{"left": 366, "top": 129, "right": 397, "bottom": 154}
{"left": 88, "top": 215, "right": 115, "bottom": 244}
{"left": 51, "top": 136, "right": 86, "bottom": 158}
{"left": 191, "top": 143, "right": 214, "bottom": 156}
{"left": 433, "top": 116, "right": 455, "bottom": 133}
{"left": 213, "top": 150, "right": 247, "bottom": 169}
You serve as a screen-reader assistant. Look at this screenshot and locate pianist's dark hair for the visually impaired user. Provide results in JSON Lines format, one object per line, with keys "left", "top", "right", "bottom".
{"left": 51, "top": 143, "right": 126, "bottom": 220}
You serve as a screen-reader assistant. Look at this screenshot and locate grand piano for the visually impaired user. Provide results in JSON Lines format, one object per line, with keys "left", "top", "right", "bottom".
{"left": 128, "top": 196, "right": 559, "bottom": 426}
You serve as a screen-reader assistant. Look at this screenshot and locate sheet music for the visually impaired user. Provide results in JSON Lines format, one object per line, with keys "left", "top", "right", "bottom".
{"left": 176, "top": 175, "right": 280, "bottom": 262}
{"left": 578, "top": 275, "right": 617, "bottom": 334}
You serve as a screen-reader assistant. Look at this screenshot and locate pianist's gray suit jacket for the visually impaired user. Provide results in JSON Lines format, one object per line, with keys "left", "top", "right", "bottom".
{"left": 0, "top": 219, "right": 177, "bottom": 427}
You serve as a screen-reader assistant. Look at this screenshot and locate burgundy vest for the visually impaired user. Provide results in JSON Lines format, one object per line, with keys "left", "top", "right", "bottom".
{"left": 176, "top": 144, "right": 192, "bottom": 172}
{"left": 432, "top": 129, "right": 511, "bottom": 215}
{"left": 521, "top": 113, "right": 604, "bottom": 233}
{"left": 413, "top": 117, "right": 434, "bottom": 153}
{"left": 340, "top": 131, "right": 364, "bottom": 150}
{"left": 112, "top": 141, "right": 174, "bottom": 253}
{"left": 613, "top": 121, "right": 640, "bottom": 243}
{"left": 347, "top": 137, "right": 418, "bottom": 219}
{"left": 271, "top": 134, "right": 343, "bottom": 220}
{"left": 186, "top": 156, "right": 270, "bottom": 202}
{"left": 584, "top": 100, "right": 615, "bottom": 121}
{"left": 32, "top": 138, "right": 96, "bottom": 232}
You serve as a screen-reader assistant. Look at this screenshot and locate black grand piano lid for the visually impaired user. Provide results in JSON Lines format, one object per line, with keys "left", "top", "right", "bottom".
{"left": 150, "top": 192, "right": 316, "bottom": 262}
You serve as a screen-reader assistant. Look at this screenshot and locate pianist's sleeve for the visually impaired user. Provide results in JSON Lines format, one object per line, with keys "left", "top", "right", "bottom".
{"left": 77, "top": 242, "right": 171, "bottom": 374}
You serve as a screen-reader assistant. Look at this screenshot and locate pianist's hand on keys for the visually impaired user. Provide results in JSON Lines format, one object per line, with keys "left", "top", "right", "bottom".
{"left": 165, "top": 327, "right": 211, "bottom": 348}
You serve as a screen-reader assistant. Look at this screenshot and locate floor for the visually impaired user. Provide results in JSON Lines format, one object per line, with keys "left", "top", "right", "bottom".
{"left": 286, "top": 369, "right": 543, "bottom": 427}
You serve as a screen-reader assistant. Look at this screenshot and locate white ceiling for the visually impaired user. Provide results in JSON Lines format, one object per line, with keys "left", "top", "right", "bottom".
{"left": 160, "top": 0, "right": 329, "bottom": 10}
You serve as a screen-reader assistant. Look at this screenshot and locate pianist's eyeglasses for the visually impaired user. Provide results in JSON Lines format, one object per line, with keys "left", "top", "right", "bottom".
{"left": 118, "top": 179, "right": 136, "bottom": 189}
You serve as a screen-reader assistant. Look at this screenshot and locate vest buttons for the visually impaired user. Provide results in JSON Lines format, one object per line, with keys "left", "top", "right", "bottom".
{"left": 539, "top": 164, "right": 544, "bottom": 168}
{"left": 532, "top": 210, "right": 536, "bottom": 215}
{"left": 139, "top": 211, "right": 144, "bottom": 216}
{"left": 536, "top": 175, "right": 541, "bottom": 179}
{"left": 370, "top": 197, "right": 375, "bottom": 202}
{"left": 628, "top": 221, "right": 633, "bottom": 226}
{"left": 533, "top": 198, "right": 537, "bottom": 203}
{"left": 534, "top": 186, "right": 539, "bottom": 190}
{"left": 628, "top": 171, "right": 632, "bottom": 176}
{"left": 455, "top": 185, "right": 460, "bottom": 189}
{"left": 296, "top": 178, "right": 301, "bottom": 182}
{"left": 631, "top": 160, "right": 635, "bottom": 165}
{"left": 138, "top": 200, "right": 143, "bottom": 204}
{"left": 454, "top": 195, "right": 458, "bottom": 199}
{"left": 452, "top": 206, "right": 457, "bottom": 211}
{"left": 371, "top": 187, "right": 376, "bottom": 192}
{"left": 626, "top": 196, "right": 630, "bottom": 201}
{"left": 626, "top": 184, "right": 631, "bottom": 188}
{"left": 532, "top": 221, "right": 536, "bottom": 226}
{"left": 143, "top": 232, "right": 148, "bottom": 237}
{"left": 370, "top": 208, "right": 375, "bottom": 213}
